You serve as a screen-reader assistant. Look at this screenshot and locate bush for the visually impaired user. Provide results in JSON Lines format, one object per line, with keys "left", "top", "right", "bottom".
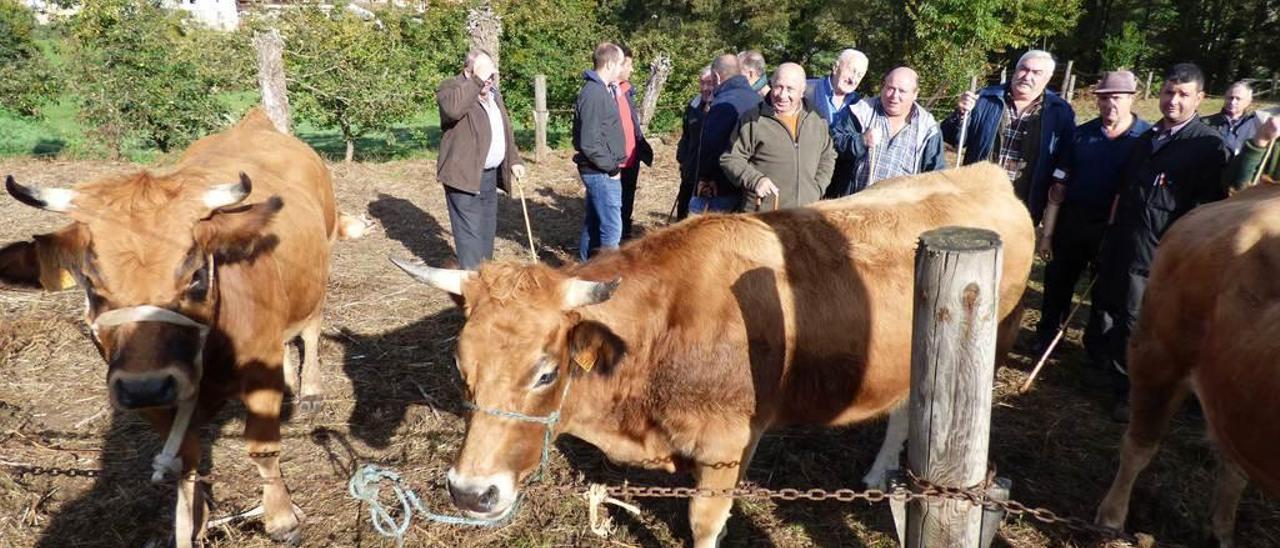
{"left": 64, "top": 0, "right": 236, "bottom": 157}
{"left": 0, "top": 0, "right": 57, "bottom": 117}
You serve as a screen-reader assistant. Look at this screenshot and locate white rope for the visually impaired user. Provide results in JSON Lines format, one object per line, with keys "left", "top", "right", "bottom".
{"left": 583, "top": 483, "right": 641, "bottom": 538}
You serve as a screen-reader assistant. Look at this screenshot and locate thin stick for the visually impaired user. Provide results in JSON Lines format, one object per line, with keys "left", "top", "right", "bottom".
{"left": 954, "top": 76, "right": 978, "bottom": 168}
{"left": 516, "top": 179, "right": 537, "bottom": 262}
{"left": 1020, "top": 276, "right": 1098, "bottom": 393}
{"left": 1251, "top": 138, "right": 1277, "bottom": 188}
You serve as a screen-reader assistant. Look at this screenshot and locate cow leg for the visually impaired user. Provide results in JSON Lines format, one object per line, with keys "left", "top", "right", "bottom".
{"left": 281, "top": 340, "right": 298, "bottom": 396}
{"left": 140, "top": 408, "right": 209, "bottom": 548}
{"left": 1095, "top": 377, "right": 1189, "bottom": 529}
{"left": 863, "top": 403, "right": 908, "bottom": 489}
{"left": 296, "top": 311, "right": 325, "bottom": 414}
{"left": 243, "top": 383, "right": 303, "bottom": 544}
{"left": 688, "top": 423, "right": 758, "bottom": 548}
{"left": 1209, "top": 453, "right": 1248, "bottom": 547}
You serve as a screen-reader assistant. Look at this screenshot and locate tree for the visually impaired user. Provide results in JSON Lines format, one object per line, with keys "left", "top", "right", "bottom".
{"left": 64, "top": 0, "right": 236, "bottom": 158}
{"left": 277, "top": 5, "right": 422, "bottom": 162}
{"left": 0, "top": 0, "right": 57, "bottom": 117}
{"left": 1100, "top": 21, "right": 1148, "bottom": 71}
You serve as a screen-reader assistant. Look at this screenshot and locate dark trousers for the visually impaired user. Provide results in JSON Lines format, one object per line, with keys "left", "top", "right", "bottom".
{"left": 444, "top": 168, "right": 498, "bottom": 270}
{"left": 620, "top": 163, "right": 640, "bottom": 239}
{"left": 1036, "top": 205, "right": 1108, "bottom": 346}
{"left": 1084, "top": 238, "right": 1150, "bottom": 397}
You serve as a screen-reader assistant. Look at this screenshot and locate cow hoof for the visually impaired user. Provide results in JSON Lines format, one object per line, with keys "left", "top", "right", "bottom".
{"left": 265, "top": 504, "right": 304, "bottom": 545}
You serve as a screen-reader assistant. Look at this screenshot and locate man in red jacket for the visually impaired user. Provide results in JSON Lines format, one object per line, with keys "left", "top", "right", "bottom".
{"left": 436, "top": 49, "right": 525, "bottom": 269}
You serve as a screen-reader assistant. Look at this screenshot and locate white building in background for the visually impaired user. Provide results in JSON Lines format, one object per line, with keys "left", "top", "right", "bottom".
{"left": 163, "top": 0, "right": 239, "bottom": 31}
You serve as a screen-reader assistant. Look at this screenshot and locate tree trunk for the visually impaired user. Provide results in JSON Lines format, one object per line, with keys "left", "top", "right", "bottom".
{"left": 341, "top": 120, "right": 355, "bottom": 163}
{"left": 253, "top": 28, "right": 291, "bottom": 134}
{"left": 466, "top": 2, "right": 502, "bottom": 66}
{"left": 639, "top": 54, "right": 672, "bottom": 132}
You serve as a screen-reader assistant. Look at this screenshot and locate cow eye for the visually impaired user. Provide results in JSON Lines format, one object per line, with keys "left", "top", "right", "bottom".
{"left": 186, "top": 265, "right": 209, "bottom": 300}
{"left": 533, "top": 369, "right": 558, "bottom": 388}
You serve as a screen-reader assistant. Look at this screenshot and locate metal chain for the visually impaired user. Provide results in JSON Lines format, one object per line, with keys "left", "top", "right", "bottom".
{"left": 3, "top": 462, "right": 218, "bottom": 485}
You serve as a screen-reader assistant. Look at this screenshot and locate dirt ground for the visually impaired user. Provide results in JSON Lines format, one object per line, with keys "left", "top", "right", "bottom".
{"left": 0, "top": 142, "right": 1276, "bottom": 548}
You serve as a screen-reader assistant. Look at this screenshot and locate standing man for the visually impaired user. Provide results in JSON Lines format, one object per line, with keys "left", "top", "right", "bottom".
{"left": 1089, "top": 63, "right": 1230, "bottom": 418}
{"left": 739, "top": 50, "right": 770, "bottom": 97}
{"left": 1225, "top": 114, "right": 1280, "bottom": 192}
{"left": 675, "top": 66, "right": 716, "bottom": 220}
{"left": 1033, "top": 71, "right": 1151, "bottom": 364}
{"left": 616, "top": 44, "right": 654, "bottom": 240}
{"left": 572, "top": 42, "right": 627, "bottom": 261}
{"left": 831, "top": 66, "right": 944, "bottom": 195}
{"left": 1202, "top": 81, "right": 1260, "bottom": 156}
{"left": 720, "top": 63, "right": 836, "bottom": 210}
{"left": 694, "top": 53, "right": 764, "bottom": 213}
{"left": 436, "top": 48, "right": 525, "bottom": 269}
{"left": 806, "top": 49, "right": 868, "bottom": 199}
{"left": 943, "top": 50, "right": 1075, "bottom": 224}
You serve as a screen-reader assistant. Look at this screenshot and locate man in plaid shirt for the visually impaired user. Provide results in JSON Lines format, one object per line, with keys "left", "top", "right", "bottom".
{"left": 833, "top": 67, "right": 945, "bottom": 194}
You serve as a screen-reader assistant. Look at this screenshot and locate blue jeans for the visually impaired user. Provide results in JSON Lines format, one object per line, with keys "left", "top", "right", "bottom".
{"left": 688, "top": 195, "right": 740, "bottom": 214}
{"left": 579, "top": 171, "right": 623, "bottom": 261}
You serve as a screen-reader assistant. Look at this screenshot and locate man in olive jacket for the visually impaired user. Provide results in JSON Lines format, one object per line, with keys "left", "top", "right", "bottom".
{"left": 721, "top": 63, "right": 836, "bottom": 210}
{"left": 437, "top": 49, "right": 524, "bottom": 269}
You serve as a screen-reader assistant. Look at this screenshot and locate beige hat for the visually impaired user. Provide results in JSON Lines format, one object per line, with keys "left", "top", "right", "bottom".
{"left": 1095, "top": 71, "right": 1138, "bottom": 95}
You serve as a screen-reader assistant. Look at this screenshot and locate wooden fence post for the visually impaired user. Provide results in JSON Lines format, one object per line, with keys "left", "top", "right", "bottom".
{"left": 639, "top": 54, "right": 672, "bottom": 132}
{"left": 253, "top": 28, "right": 290, "bottom": 134}
{"left": 1144, "top": 71, "right": 1154, "bottom": 101}
{"left": 1060, "top": 60, "right": 1073, "bottom": 93}
{"left": 1273, "top": 73, "right": 1278, "bottom": 99}
{"left": 905, "top": 227, "right": 1002, "bottom": 548}
{"left": 999, "top": 68, "right": 1007, "bottom": 85}
{"left": 534, "top": 75, "right": 548, "bottom": 163}
{"left": 1066, "top": 74, "right": 1077, "bottom": 101}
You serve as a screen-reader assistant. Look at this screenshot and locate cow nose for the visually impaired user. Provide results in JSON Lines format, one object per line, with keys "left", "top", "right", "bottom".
{"left": 446, "top": 478, "right": 500, "bottom": 514}
{"left": 114, "top": 376, "right": 178, "bottom": 409}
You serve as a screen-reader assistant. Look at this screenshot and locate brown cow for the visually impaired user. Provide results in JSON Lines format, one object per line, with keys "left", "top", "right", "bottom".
{"left": 1097, "top": 182, "right": 1280, "bottom": 546}
{"left": 392, "top": 163, "right": 1034, "bottom": 547}
{"left": 0, "top": 108, "right": 359, "bottom": 546}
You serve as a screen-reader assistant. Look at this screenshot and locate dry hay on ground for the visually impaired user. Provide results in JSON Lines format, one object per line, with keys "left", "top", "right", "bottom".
{"left": 0, "top": 146, "right": 1276, "bottom": 547}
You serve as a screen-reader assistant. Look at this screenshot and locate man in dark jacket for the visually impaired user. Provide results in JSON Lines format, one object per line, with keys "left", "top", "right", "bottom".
{"left": 573, "top": 42, "right": 627, "bottom": 261}
{"left": 720, "top": 63, "right": 836, "bottom": 210}
{"left": 436, "top": 49, "right": 525, "bottom": 269}
{"left": 942, "top": 50, "right": 1075, "bottom": 224}
{"left": 1033, "top": 71, "right": 1151, "bottom": 365}
{"left": 694, "top": 53, "right": 765, "bottom": 212}
{"left": 616, "top": 45, "right": 654, "bottom": 239}
{"left": 1088, "top": 63, "right": 1230, "bottom": 418}
{"left": 675, "top": 67, "right": 716, "bottom": 219}
{"left": 1202, "top": 82, "right": 1260, "bottom": 156}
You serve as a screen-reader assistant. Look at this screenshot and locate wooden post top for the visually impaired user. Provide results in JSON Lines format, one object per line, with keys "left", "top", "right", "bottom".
{"left": 918, "top": 227, "right": 1002, "bottom": 252}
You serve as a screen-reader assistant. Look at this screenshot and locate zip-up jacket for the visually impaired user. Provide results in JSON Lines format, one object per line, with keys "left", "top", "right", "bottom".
{"left": 572, "top": 70, "right": 626, "bottom": 175}
{"left": 720, "top": 101, "right": 836, "bottom": 210}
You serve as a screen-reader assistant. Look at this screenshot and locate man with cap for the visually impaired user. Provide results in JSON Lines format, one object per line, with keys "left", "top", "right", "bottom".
{"left": 1033, "top": 71, "right": 1151, "bottom": 371}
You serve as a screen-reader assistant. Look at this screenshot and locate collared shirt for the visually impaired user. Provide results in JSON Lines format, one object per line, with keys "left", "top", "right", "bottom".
{"left": 991, "top": 94, "right": 1044, "bottom": 191}
{"left": 1203, "top": 111, "right": 1260, "bottom": 156}
{"left": 816, "top": 76, "right": 859, "bottom": 125}
{"left": 1151, "top": 115, "right": 1195, "bottom": 155}
{"left": 858, "top": 104, "right": 923, "bottom": 188}
{"left": 1063, "top": 115, "right": 1152, "bottom": 209}
{"left": 479, "top": 93, "right": 506, "bottom": 169}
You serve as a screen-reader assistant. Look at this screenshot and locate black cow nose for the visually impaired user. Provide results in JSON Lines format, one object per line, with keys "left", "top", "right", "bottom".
{"left": 447, "top": 479, "right": 500, "bottom": 514}
{"left": 114, "top": 376, "right": 177, "bottom": 409}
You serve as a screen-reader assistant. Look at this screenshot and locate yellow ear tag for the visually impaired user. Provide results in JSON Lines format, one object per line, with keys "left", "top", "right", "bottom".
{"left": 41, "top": 268, "right": 76, "bottom": 291}
{"left": 573, "top": 348, "right": 596, "bottom": 372}
{"left": 57, "top": 269, "right": 76, "bottom": 290}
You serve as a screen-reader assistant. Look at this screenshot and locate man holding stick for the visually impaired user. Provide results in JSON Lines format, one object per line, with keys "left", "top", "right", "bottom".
{"left": 832, "top": 66, "right": 945, "bottom": 195}
{"left": 1224, "top": 112, "right": 1280, "bottom": 191}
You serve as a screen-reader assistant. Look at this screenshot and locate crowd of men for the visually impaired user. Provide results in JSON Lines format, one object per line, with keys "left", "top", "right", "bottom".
{"left": 433, "top": 44, "right": 1280, "bottom": 419}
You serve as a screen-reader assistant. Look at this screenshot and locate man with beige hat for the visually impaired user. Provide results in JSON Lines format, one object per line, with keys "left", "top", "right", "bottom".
{"left": 1034, "top": 71, "right": 1152, "bottom": 379}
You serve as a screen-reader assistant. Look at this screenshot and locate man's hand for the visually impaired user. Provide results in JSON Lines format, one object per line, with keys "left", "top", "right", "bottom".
{"left": 511, "top": 164, "right": 526, "bottom": 182}
{"left": 863, "top": 128, "right": 881, "bottom": 150}
{"left": 957, "top": 91, "right": 977, "bottom": 116}
{"left": 753, "top": 177, "right": 779, "bottom": 197}
{"left": 1036, "top": 230, "right": 1053, "bottom": 262}
{"left": 1252, "top": 115, "right": 1280, "bottom": 148}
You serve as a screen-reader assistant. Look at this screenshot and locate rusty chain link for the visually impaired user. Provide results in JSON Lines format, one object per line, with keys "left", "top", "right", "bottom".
{"left": 3, "top": 462, "right": 220, "bottom": 485}
{"left": 3, "top": 459, "right": 1138, "bottom": 544}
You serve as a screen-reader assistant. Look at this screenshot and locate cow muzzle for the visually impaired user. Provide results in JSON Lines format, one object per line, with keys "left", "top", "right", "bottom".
{"left": 93, "top": 305, "right": 210, "bottom": 409}
{"left": 114, "top": 375, "right": 179, "bottom": 409}
{"left": 445, "top": 468, "right": 516, "bottom": 518}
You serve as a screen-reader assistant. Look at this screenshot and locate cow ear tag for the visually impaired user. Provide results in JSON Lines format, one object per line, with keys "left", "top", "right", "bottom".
{"left": 573, "top": 348, "right": 597, "bottom": 372}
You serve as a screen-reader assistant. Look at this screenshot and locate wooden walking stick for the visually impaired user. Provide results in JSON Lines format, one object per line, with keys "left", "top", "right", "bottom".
{"left": 515, "top": 176, "right": 537, "bottom": 262}
{"left": 1020, "top": 276, "right": 1099, "bottom": 393}
{"left": 954, "top": 75, "right": 979, "bottom": 168}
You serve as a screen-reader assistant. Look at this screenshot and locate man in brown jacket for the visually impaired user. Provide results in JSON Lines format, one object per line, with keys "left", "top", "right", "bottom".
{"left": 437, "top": 49, "right": 525, "bottom": 269}
{"left": 721, "top": 62, "right": 836, "bottom": 210}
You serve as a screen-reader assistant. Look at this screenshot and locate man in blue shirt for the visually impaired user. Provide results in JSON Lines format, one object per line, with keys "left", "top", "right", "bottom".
{"left": 1034, "top": 72, "right": 1151, "bottom": 362}
{"left": 805, "top": 49, "right": 868, "bottom": 199}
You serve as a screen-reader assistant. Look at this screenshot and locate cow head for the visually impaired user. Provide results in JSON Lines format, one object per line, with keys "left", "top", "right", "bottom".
{"left": 392, "top": 258, "right": 622, "bottom": 519}
{"left": 0, "top": 173, "right": 281, "bottom": 411}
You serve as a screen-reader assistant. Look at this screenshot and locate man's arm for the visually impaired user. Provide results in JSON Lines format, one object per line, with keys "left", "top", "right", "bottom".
{"left": 719, "top": 118, "right": 766, "bottom": 191}
{"left": 919, "top": 131, "right": 947, "bottom": 172}
{"left": 699, "top": 102, "right": 740, "bottom": 180}
{"left": 814, "top": 125, "right": 837, "bottom": 193}
{"left": 576, "top": 88, "right": 620, "bottom": 174}
{"left": 437, "top": 76, "right": 483, "bottom": 125}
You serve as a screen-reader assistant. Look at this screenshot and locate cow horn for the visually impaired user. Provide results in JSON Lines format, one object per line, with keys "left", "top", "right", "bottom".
{"left": 202, "top": 173, "right": 253, "bottom": 211}
{"left": 389, "top": 257, "right": 472, "bottom": 295}
{"left": 563, "top": 277, "right": 621, "bottom": 309}
{"left": 5, "top": 175, "right": 77, "bottom": 213}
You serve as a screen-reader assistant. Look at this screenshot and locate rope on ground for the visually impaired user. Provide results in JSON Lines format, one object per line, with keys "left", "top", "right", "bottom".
{"left": 584, "top": 483, "right": 641, "bottom": 537}
{"left": 346, "top": 464, "right": 520, "bottom": 546}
